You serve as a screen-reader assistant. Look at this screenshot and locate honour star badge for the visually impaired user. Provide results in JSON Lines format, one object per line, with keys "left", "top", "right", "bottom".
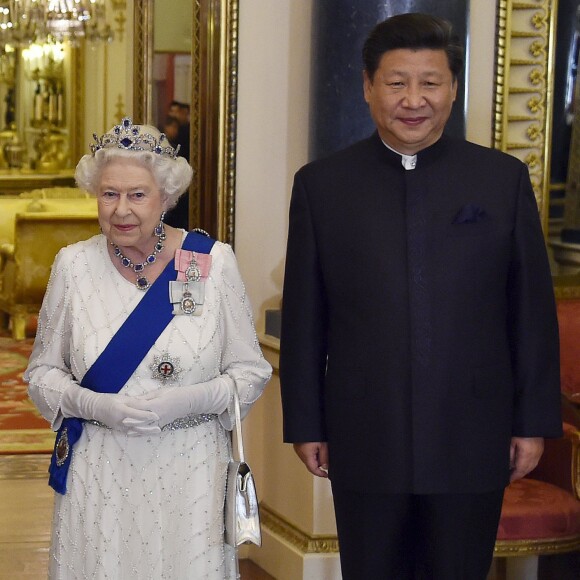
{"left": 150, "top": 353, "right": 182, "bottom": 381}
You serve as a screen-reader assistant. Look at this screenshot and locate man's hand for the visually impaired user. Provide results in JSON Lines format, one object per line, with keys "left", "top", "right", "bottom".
{"left": 293, "top": 442, "right": 329, "bottom": 478}
{"left": 509, "top": 437, "right": 544, "bottom": 482}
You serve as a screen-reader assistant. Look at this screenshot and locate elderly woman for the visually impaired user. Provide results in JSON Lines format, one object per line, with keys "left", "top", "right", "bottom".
{"left": 25, "top": 118, "right": 271, "bottom": 579}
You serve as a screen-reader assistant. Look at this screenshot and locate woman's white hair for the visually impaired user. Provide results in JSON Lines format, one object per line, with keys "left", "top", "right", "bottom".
{"left": 75, "top": 123, "right": 193, "bottom": 210}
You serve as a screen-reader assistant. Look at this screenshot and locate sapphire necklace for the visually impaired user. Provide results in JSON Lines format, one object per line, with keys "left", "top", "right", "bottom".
{"left": 111, "top": 221, "right": 166, "bottom": 291}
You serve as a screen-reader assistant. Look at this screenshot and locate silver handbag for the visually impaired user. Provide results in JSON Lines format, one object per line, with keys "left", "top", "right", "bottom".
{"left": 224, "top": 386, "right": 261, "bottom": 547}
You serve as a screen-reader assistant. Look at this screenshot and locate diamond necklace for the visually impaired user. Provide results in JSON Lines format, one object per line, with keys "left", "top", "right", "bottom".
{"left": 111, "top": 222, "right": 166, "bottom": 290}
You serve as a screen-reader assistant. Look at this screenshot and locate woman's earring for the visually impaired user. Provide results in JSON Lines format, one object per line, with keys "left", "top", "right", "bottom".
{"left": 153, "top": 212, "right": 167, "bottom": 237}
{"left": 154, "top": 213, "right": 166, "bottom": 238}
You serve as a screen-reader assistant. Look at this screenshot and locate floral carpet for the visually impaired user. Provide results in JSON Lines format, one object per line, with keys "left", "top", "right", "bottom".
{"left": 0, "top": 334, "right": 54, "bottom": 454}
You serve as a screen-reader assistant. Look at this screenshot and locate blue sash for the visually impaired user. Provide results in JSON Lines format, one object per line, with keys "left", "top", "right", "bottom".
{"left": 48, "top": 231, "right": 215, "bottom": 494}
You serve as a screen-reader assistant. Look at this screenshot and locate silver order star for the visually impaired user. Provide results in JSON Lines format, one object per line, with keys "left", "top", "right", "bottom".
{"left": 150, "top": 353, "right": 183, "bottom": 382}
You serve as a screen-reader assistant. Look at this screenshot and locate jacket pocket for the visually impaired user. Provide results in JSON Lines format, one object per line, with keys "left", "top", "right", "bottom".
{"left": 448, "top": 222, "right": 496, "bottom": 238}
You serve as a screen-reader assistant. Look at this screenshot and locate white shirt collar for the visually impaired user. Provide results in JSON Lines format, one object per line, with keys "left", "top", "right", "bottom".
{"left": 381, "top": 139, "right": 417, "bottom": 170}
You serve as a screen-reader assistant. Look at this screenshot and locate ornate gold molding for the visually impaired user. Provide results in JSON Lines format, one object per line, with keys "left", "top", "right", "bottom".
{"left": 554, "top": 278, "right": 580, "bottom": 299}
{"left": 132, "top": 0, "right": 152, "bottom": 124}
{"left": 221, "top": 0, "right": 239, "bottom": 244}
{"left": 493, "top": 0, "right": 558, "bottom": 231}
{"left": 260, "top": 503, "right": 339, "bottom": 554}
{"left": 133, "top": 1, "right": 238, "bottom": 245}
{"left": 114, "top": 94, "right": 125, "bottom": 121}
{"left": 494, "top": 535, "right": 580, "bottom": 556}
{"left": 111, "top": 1, "right": 128, "bottom": 42}
{"left": 196, "top": 0, "right": 239, "bottom": 244}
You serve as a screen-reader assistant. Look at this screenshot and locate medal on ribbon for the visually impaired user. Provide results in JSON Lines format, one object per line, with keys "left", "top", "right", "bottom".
{"left": 180, "top": 282, "right": 197, "bottom": 314}
{"left": 171, "top": 248, "right": 212, "bottom": 316}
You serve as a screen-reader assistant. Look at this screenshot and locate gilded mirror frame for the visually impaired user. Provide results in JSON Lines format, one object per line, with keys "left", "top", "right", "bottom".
{"left": 494, "top": 0, "right": 580, "bottom": 298}
{"left": 132, "top": 0, "right": 238, "bottom": 245}
{"left": 493, "top": 0, "right": 557, "bottom": 232}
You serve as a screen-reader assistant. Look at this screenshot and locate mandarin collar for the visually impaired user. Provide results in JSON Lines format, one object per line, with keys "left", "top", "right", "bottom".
{"left": 370, "top": 131, "right": 451, "bottom": 171}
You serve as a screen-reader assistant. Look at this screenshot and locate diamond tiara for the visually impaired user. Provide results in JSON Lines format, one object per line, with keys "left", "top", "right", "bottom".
{"left": 90, "top": 117, "right": 181, "bottom": 159}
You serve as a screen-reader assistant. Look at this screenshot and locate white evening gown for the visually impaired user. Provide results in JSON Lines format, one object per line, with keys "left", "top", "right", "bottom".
{"left": 26, "top": 234, "right": 271, "bottom": 580}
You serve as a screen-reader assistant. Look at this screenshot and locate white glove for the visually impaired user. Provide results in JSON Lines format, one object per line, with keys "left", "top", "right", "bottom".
{"left": 132, "top": 378, "right": 231, "bottom": 429}
{"left": 61, "top": 384, "right": 161, "bottom": 435}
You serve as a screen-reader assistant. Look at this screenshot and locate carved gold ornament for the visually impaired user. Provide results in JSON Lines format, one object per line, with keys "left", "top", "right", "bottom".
{"left": 493, "top": 0, "right": 557, "bottom": 231}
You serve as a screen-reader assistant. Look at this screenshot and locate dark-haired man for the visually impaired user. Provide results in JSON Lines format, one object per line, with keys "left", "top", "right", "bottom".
{"left": 164, "top": 101, "right": 191, "bottom": 229}
{"left": 280, "top": 12, "right": 561, "bottom": 579}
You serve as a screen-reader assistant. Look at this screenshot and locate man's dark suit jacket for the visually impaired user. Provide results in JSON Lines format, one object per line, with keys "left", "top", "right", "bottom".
{"left": 280, "top": 133, "right": 562, "bottom": 495}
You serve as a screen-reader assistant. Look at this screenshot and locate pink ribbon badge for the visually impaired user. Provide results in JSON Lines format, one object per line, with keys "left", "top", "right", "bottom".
{"left": 175, "top": 249, "right": 212, "bottom": 281}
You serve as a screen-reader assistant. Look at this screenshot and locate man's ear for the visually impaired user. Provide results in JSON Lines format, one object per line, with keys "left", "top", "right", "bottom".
{"left": 451, "top": 78, "right": 458, "bottom": 102}
{"left": 363, "top": 70, "right": 372, "bottom": 103}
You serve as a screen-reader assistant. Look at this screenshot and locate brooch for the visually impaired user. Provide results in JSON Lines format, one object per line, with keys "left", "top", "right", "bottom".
{"left": 150, "top": 353, "right": 182, "bottom": 382}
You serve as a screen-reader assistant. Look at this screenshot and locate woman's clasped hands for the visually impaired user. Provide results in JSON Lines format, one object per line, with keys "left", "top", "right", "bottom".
{"left": 61, "top": 379, "right": 232, "bottom": 436}
{"left": 130, "top": 378, "right": 231, "bottom": 433}
{"left": 60, "top": 384, "right": 161, "bottom": 435}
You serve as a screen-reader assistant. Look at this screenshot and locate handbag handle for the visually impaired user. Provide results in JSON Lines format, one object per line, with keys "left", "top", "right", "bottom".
{"left": 232, "top": 385, "right": 245, "bottom": 463}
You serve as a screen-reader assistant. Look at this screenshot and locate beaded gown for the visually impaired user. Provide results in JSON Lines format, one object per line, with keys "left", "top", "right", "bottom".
{"left": 26, "top": 233, "right": 271, "bottom": 580}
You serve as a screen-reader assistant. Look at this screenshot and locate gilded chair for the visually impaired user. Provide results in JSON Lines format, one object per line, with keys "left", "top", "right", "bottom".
{"left": 0, "top": 211, "right": 99, "bottom": 339}
{"left": 490, "top": 278, "right": 580, "bottom": 579}
{"left": 493, "top": 421, "right": 580, "bottom": 566}
{"left": 555, "top": 279, "right": 580, "bottom": 415}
